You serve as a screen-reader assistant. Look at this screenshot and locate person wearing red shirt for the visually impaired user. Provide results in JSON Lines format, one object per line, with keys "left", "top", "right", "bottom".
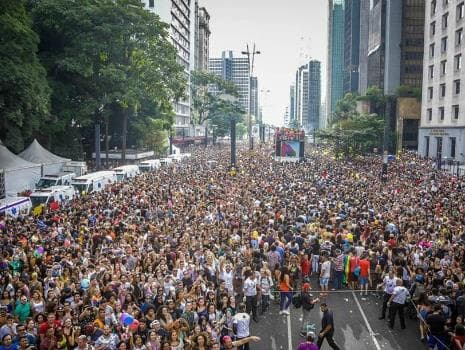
{"left": 358, "top": 254, "right": 371, "bottom": 296}
{"left": 38, "top": 313, "right": 61, "bottom": 342}
{"left": 301, "top": 253, "right": 311, "bottom": 280}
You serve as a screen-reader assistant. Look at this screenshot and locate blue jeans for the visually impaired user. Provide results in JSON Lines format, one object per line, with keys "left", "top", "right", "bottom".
{"left": 280, "top": 291, "right": 293, "bottom": 311}
{"left": 312, "top": 255, "right": 320, "bottom": 275}
{"left": 334, "top": 270, "right": 344, "bottom": 289}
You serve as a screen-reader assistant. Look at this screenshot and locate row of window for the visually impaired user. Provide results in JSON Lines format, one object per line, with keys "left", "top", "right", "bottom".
{"left": 424, "top": 135, "right": 457, "bottom": 158}
{"left": 427, "top": 79, "right": 461, "bottom": 99}
{"left": 426, "top": 105, "right": 461, "bottom": 120}
{"left": 428, "top": 54, "right": 462, "bottom": 77}
{"left": 431, "top": 0, "right": 465, "bottom": 20}
{"left": 429, "top": 27, "right": 463, "bottom": 54}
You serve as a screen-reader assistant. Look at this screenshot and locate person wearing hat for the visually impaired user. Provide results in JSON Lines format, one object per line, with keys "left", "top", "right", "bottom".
{"left": 296, "top": 332, "right": 318, "bottom": 350}
{"left": 300, "top": 283, "right": 319, "bottom": 337}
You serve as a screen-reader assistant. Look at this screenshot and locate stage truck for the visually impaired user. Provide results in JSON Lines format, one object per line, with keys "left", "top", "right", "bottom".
{"left": 274, "top": 128, "right": 305, "bottom": 162}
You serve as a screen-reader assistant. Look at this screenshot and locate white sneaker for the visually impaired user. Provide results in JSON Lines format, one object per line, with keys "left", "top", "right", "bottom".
{"left": 284, "top": 309, "right": 290, "bottom": 315}
{"left": 279, "top": 310, "right": 284, "bottom": 315}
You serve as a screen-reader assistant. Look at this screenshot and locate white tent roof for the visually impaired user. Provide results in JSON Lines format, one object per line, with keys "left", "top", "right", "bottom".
{"left": 19, "top": 139, "right": 70, "bottom": 165}
{"left": 0, "top": 143, "right": 40, "bottom": 171}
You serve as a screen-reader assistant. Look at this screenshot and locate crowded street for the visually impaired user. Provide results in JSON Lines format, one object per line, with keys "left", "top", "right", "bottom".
{"left": 1, "top": 144, "right": 465, "bottom": 350}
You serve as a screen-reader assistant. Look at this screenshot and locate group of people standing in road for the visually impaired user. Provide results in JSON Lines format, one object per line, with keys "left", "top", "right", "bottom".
{"left": 0, "top": 143, "right": 464, "bottom": 350}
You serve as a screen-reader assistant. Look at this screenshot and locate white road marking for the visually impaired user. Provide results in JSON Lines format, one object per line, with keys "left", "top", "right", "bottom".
{"left": 287, "top": 312, "right": 293, "bottom": 350}
{"left": 352, "top": 291, "right": 382, "bottom": 350}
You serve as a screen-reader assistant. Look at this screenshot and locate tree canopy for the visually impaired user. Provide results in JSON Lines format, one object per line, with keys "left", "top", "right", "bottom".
{"left": 0, "top": 0, "right": 51, "bottom": 152}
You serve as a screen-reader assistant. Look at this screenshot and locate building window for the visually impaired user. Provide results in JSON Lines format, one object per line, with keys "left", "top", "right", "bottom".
{"left": 148, "top": 0, "right": 154, "bottom": 7}
{"left": 458, "top": 3, "right": 465, "bottom": 21}
{"left": 453, "top": 104, "right": 460, "bottom": 119}
{"left": 431, "top": 21, "right": 436, "bottom": 36}
{"left": 455, "top": 54, "right": 462, "bottom": 70}
{"left": 437, "top": 137, "right": 443, "bottom": 158}
{"left": 429, "top": 65, "right": 434, "bottom": 78}
{"left": 440, "top": 83, "right": 446, "bottom": 97}
{"left": 428, "top": 86, "right": 434, "bottom": 99}
{"left": 425, "top": 136, "right": 430, "bottom": 157}
{"left": 443, "top": 0, "right": 449, "bottom": 7}
{"left": 456, "top": 28, "right": 463, "bottom": 46}
{"left": 430, "top": 43, "right": 435, "bottom": 58}
{"left": 454, "top": 79, "right": 461, "bottom": 94}
{"left": 443, "top": 13, "right": 449, "bottom": 28}
{"left": 432, "top": 0, "right": 437, "bottom": 16}
{"left": 439, "top": 107, "right": 445, "bottom": 120}
{"left": 428, "top": 108, "right": 433, "bottom": 121}
{"left": 440, "top": 60, "right": 447, "bottom": 75}
{"left": 441, "top": 37, "right": 448, "bottom": 52}
{"left": 450, "top": 137, "right": 456, "bottom": 157}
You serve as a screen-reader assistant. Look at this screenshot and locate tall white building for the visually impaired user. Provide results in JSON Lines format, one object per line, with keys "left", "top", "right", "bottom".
{"left": 142, "top": 0, "right": 194, "bottom": 136}
{"left": 419, "top": 0, "right": 465, "bottom": 162}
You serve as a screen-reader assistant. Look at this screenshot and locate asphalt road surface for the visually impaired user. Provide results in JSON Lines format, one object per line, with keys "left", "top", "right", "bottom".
{"left": 249, "top": 278, "right": 426, "bottom": 350}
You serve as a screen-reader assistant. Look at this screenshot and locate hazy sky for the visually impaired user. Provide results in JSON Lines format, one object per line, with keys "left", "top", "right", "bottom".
{"left": 202, "top": 0, "right": 328, "bottom": 126}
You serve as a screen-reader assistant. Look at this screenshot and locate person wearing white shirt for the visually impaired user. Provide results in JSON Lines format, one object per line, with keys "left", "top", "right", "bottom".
{"left": 233, "top": 303, "right": 251, "bottom": 349}
{"left": 378, "top": 270, "right": 398, "bottom": 320}
{"left": 243, "top": 270, "right": 258, "bottom": 322}
{"left": 387, "top": 279, "right": 409, "bottom": 330}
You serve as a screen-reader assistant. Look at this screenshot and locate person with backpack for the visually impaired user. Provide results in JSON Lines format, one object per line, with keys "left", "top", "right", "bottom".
{"left": 300, "top": 283, "right": 320, "bottom": 337}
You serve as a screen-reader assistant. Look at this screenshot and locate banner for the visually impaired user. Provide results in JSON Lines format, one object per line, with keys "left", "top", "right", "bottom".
{"left": 280, "top": 141, "right": 300, "bottom": 158}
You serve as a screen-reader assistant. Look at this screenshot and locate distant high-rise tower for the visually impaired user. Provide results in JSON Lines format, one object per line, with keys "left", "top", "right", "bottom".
{"left": 293, "top": 61, "right": 321, "bottom": 132}
{"left": 250, "top": 77, "right": 259, "bottom": 120}
{"left": 209, "top": 51, "right": 251, "bottom": 113}
{"left": 327, "top": 0, "right": 345, "bottom": 123}
{"left": 142, "top": 0, "right": 194, "bottom": 136}
{"left": 344, "top": 0, "right": 360, "bottom": 94}
{"left": 308, "top": 60, "right": 321, "bottom": 132}
{"left": 358, "top": 0, "right": 370, "bottom": 94}
{"left": 195, "top": 5, "right": 210, "bottom": 71}
{"left": 289, "top": 85, "right": 296, "bottom": 123}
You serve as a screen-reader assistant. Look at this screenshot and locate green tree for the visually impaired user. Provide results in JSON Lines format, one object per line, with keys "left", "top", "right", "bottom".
{"left": 236, "top": 122, "right": 247, "bottom": 140}
{"left": 317, "top": 114, "right": 384, "bottom": 158}
{"left": 32, "top": 0, "right": 185, "bottom": 160}
{"left": 0, "top": 0, "right": 50, "bottom": 152}
{"left": 331, "top": 92, "right": 358, "bottom": 124}
{"left": 209, "top": 98, "right": 245, "bottom": 137}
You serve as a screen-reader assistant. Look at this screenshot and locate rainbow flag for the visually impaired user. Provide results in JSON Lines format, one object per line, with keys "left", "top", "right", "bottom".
{"left": 343, "top": 255, "right": 350, "bottom": 285}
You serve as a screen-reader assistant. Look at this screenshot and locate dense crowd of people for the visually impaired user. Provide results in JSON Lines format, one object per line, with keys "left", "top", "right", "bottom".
{"left": 0, "top": 144, "right": 464, "bottom": 350}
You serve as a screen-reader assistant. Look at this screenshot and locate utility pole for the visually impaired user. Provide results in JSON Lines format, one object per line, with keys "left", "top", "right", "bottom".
{"left": 242, "top": 44, "right": 260, "bottom": 150}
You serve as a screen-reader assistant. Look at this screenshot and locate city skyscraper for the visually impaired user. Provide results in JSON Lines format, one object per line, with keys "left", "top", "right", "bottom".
{"left": 418, "top": 0, "right": 465, "bottom": 163}
{"left": 194, "top": 4, "right": 210, "bottom": 71}
{"left": 142, "top": 0, "right": 194, "bottom": 136}
{"left": 209, "top": 51, "right": 251, "bottom": 113}
{"left": 327, "top": 0, "right": 345, "bottom": 123}
{"left": 308, "top": 60, "right": 322, "bottom": 132}
{"left": 358, "top": 0, "right": 370, "bottom": 94}
{"left": 292, "top": 60, "right": 321, "bottom": 132}
{"left": 365, "top": 0, "right": 425, "bottom": 94}
{"left": 289, "top": 84, "right": 296, "bottom": 123}
{"left": 295, "top": 64, "right": 309, "bottom": 128}
{"left": 344, "top": 0, "right": 360, "bottom": 94}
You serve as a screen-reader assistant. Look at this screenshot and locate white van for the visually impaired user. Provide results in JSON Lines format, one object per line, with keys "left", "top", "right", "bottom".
{"left": 36, "top": 172, "right": 76, "bottom": 189}
{"left": 0, "top": 197, "right": 32, "bottom": 218}
{"left": 30, "top": 186, "right": 75, "bottom": 209}
{"left": 71, "top": 171, "right": 116, "bottom": 194}
{"left": 160, "top": 158, "right": 173, "bottom": 166}
{"left": 138, "top": 160, "right": 161, "bottom": 173}
{"left": 62, "top": 161, "right": 87, "bottom": 176}
{"left": 113, "top": 165, "right": 139, "bottom": 182}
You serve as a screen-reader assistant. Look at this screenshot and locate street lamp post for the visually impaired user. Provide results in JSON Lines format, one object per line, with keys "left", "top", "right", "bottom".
{"left": 242, "top": 44, "right": 260, "bottom": 151}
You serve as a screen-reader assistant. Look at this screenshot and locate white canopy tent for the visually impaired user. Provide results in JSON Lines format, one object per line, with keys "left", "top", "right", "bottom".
{"left": 19, "top": 139, "right": 70, "bottom": 175}
{"left": 0, "top": 142, "right": 41, "bottom": 196}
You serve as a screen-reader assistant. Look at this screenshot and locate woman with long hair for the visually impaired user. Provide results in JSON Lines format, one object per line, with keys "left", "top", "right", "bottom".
{"left": 278, "top": 266, "right": 293, "bottom": 315}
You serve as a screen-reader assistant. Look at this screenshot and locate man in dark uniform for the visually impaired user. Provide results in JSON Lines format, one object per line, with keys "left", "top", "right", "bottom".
{"left": 317, "top": 303, "right": 340, "bottom": 350}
